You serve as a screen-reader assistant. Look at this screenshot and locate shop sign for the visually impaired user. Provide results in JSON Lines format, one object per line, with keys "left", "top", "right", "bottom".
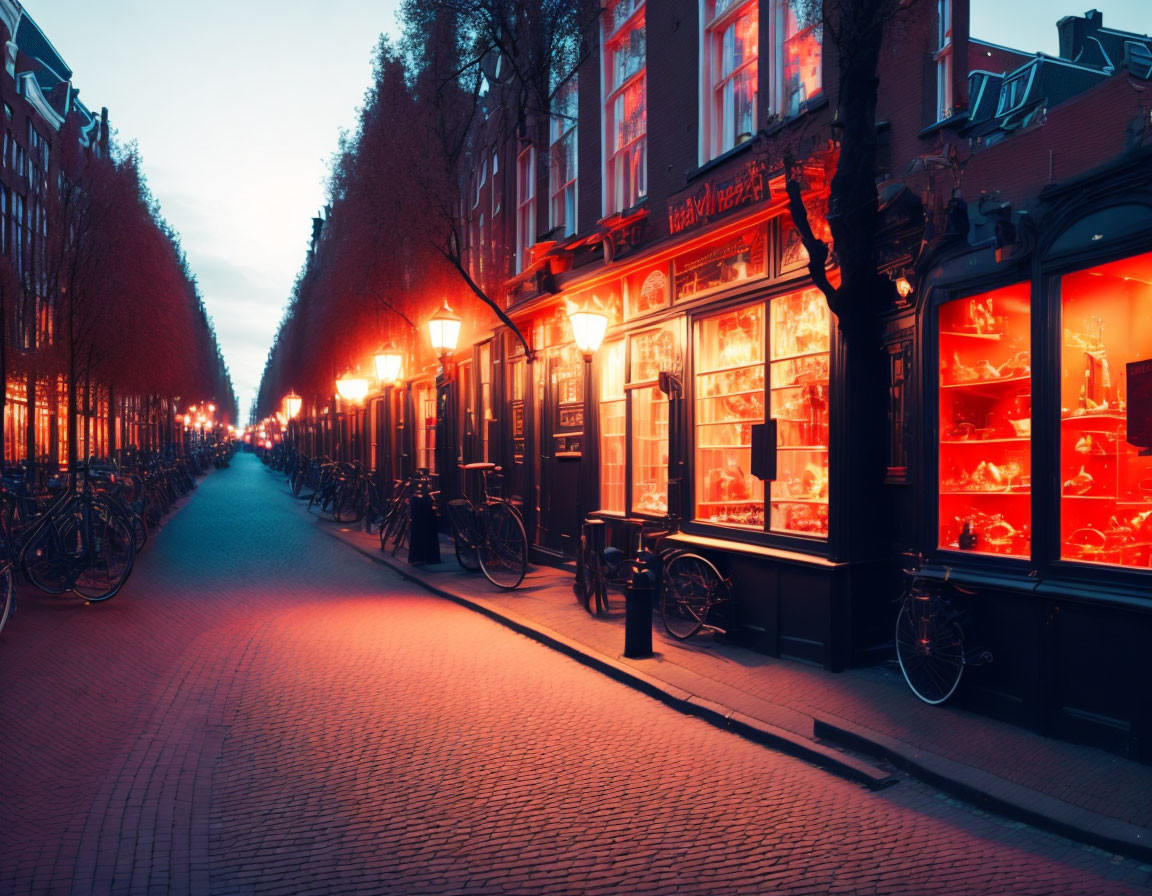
{"left": 668, "top": 160, "right": 769, "bottom": 235}
{"left": 673, "top": 226, "right": 767, "bottom": 302}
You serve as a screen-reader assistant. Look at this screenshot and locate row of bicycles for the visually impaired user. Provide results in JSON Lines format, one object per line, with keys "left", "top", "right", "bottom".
{"left": 0, "top": 444, "right": 233, "bottom": 638}
{"left": 264, "top": 444, "right": 530, "bottom": 590}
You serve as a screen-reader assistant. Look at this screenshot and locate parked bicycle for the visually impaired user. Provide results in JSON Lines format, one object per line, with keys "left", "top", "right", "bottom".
{"left": 573, "top": 514, "right": 731, "bottom": 640}
{"left": 445, "top": 463, "right": 528, "bottom": 589}
{"left": 378, "top": 468, "right": 438, "bottom": 557}
{"left": 895, "top": 552, "right": 993, "bottom": 705}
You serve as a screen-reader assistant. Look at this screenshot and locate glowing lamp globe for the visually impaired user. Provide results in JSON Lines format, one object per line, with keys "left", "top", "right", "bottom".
{"left": 374, "top": 344, "right": 404, "bottom": 384}
{"left": 568, "top": 308, "right": 609, "bottom": 360}
{"left": 336, "top": 371, "right": 370, "bottom": 404}
{"left": 283, "top": 391, "right": 303, "bottom": 420}
{"left": 427, "top": 301, "right": 462, "bottom": 358}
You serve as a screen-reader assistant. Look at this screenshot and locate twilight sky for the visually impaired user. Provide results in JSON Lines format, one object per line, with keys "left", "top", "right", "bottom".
{"left": 22, "top": 1, "right": 1150, "bottom": 417}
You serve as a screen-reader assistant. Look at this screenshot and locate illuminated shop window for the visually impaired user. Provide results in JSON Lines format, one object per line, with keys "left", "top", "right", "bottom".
{"left": 769, "top": 288, "right": 830, "bottom": 537}
{"left": 414, "top": 381, "right": 436, "bottom": 473}
{"left": 599, "top": 340, "right": 626, "bottom": 513}
{"left": 603, "top": 0, "right": 646, "bottom": 214}
{"left": 1060, "top": 250, "right": 1152, "bottom": 567}
{"left": 694, "top": 302, "right": 765, "bottom": 528}
{"left": 775, "top": 0, "right": 822, "bottom": 118}
{"left": 703, "top": 0, "right": 758, "bottom": 161}
{"left": 629, "top": 322, "right": 678, "bottom": 515}
{"left": 550, "top": 75, "right": 578, "bottom": 237}
{"left": 516, "top": 145, "right": 535, "bottom": 273}
{"left": 937, "top": 282, "right": 1031, "bottom": 557}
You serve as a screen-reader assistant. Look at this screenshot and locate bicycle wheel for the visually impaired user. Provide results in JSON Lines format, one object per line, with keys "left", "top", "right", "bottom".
{"left": 446, "top": 499, "right": 481, "bottom": 572}
{"left": 661, "top": 552, "right": 725, "bottom": 640}
{"left": 0, "top": 561, "right": 14, "bottom": 637}
{"left": 477, "top": 501, "right": 528, "bottom": 589}
{"left": 895, "top": 592, "right": 965, "bottom": 705}
{"left": 70, "top": 501, "right": 136, "bottom": 602}
{"left": 22, "top": 520, "right": 74, "bottom": 594}
{"left": 389, "top": 500, "right": 411, "bottom": 557}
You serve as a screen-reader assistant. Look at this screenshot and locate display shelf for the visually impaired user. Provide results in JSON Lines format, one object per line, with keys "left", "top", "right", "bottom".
{"left": 1061, "top": 413, "right": 1126, "bottom": 424}
{"left": 940, "top": 437, "right": 1030, "bottom": 446}
{"left": 698, "top": 389, "right": 764, "bottom": 400}
{"left": 941, "top": 330, "right": 1002, "bottom": 341}
{"left": 771, "top": 497, "right": 829, "bottom": 505}
{"left": 777, "top": 445, "right": 829, "bottom": 452}
{"left": 941, "top": 490, "right": 1030, "bottom": 497}
{"left": 939, "top": 373, "right": 1031, "bottom": 395}
{"left": 770, "top": 348, "right": 827, "bottom": 363}
{"left": 696, "top": 361, "right": 763, "bottom": 377}
{"left": 697, "top": 499, "right": 761, "bottom": 507}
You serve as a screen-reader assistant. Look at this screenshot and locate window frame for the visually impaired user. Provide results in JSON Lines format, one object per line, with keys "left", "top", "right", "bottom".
{"left": 700, "top": 0, "right": 760, "bottom": 163}
{"left": 602, "top": 0, "right": 647, "bottom": 216}
{"left": 550, "top": 74, "right": 579, "bottom": 237}
{"left": 770, "top": 0, "right": 823, "bottom": 120}
{"left": 935, "top": 0, "right": 954, "bottom": 121}
{"left": 515, "top": 143, "right": 536, "bottom": 273}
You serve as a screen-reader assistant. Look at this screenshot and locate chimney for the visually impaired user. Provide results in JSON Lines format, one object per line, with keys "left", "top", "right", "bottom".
{"left": 1057, "top": 9, "right": 1103, "bottom": 61}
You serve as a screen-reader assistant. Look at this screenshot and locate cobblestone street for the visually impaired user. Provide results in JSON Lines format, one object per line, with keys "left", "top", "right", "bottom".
{"left": 1, "top": 454, "right": 1149, "bottom": 895}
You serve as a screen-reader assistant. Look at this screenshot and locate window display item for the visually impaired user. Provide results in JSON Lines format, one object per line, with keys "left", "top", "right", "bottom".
{"left": 770, "top": 288, "right": 830, "bottom": 537}
{"left": 938, "top": 282, "right": 1031, "bottom": 557}
{"left": 1059, "top": 249, "right": 1152, "bottom": 568}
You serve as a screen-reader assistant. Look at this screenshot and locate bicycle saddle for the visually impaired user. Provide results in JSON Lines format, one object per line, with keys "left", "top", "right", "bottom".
{"left": 461, "top": 462, "right": 498, "bottom": 471}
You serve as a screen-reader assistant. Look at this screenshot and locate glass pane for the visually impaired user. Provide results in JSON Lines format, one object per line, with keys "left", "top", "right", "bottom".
{"left": 612, "top": 19, "right": 646, "bottom": 86}
{"left": 631, "top": 384, "right": 669, "bottom": 515}
{"left": 937, "top": 283, "right": 1031, "bottom": 556}
{"left": 782, "top": 0, "right": 822, "bottom": 118}
{"left": 1060, "top": 250, "right": 1152, "bottom": 567}
{"left": 695, "top": 304, "right": 765, "bottom": 529}
{"left": 769, "top": 289, "right": 829, "bottom": 537}
{"left": 630, "top": 322, "right": 678, "bottom": 382}
{"left": 599, "top": 340, "right": 626, "bottom": 513}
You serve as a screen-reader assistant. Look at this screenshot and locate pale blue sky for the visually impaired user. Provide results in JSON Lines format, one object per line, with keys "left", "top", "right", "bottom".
{"left": 21, "top": 1, "right": 1150, "bottom": 414}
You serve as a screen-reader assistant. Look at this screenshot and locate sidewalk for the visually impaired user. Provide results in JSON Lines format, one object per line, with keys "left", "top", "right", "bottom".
{"left": 296, "top": 488, "right": 1152, "bottom": 863}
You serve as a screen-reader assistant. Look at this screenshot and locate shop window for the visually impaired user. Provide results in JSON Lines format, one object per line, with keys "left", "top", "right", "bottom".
{"left": 603, "top": 0, "right": 646, "bottom": 215}
{"left": 937, "top": 282, "right": 1031, "bottom": 557}
{"left": 629, "top": 323, "right": 678, "bottom": 515}
{"left": 458, "top": 360, "right": 473, "bottom": 464}
{"left": 702, "top": 0, "right": 758, "bottom": 161}
{"left": 550, "top": 75, "right": 578, "bottom": 237}
{"left": 516, "top": 144, "right": 535, "bottom": 273}
{"left": 599, "top": 340, "right": 626, "bottom": 513}
{"left": 770, "top": 288, "right": 830, "bottom": 537}
{"left": 1060, "top": 250, "right": 1152, "bottom": 567}
{"left": 774, "top": 0, "right": 822, "bottom": 119}
{"left": 509, "top": 357, "right": 526, "bottom": 463}
{"left": 479, "top": 342, "right": 493, "bottom": 461}
{"left": 695, "top": 303, "right": 765, "bottom": 528}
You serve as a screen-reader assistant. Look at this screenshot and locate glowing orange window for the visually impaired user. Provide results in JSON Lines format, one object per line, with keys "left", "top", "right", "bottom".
{"left": 937, "top": 283, "right": 1031, "bottom": 557}
{"left": 1059, "top": 250, "right": 1152, "bottom": 567}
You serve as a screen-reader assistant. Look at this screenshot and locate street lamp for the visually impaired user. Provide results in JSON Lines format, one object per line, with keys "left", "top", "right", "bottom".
{"left": 567, "top": 306, "right": 609, "bottom": 361}
{"left": 336, "top": 370, "right": 370, "bottom": 404}
{"left": 374, "top": 343, "right": 404, "bottom": 384}
{"left": 283, "top": 391, "right": 303, "bottom": 420}
{"left": 427, "top": 300, "right": 462, "bottom": 359}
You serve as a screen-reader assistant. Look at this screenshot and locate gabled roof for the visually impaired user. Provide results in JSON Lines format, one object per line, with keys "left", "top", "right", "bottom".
{"left": 14, "top": 13, "right": 72, "bottom": 83}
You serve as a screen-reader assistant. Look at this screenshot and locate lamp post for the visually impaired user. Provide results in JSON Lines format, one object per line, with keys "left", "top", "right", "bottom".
{"left": 566, "top": 304, "right": 609, "bottom": 553}
{"left": 283, "top": 391, "right": 303, "bottom": 450}
{"left": 336, "top": 371, "right": 369, "bottom": 461}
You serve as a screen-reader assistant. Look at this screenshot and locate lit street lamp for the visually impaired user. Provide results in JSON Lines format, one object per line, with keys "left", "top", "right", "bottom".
{"left": 336, "top": 371, "right": 370, "bottom": 404}
{"left": 427, "top": 300, "right": 461, "bottom": 359}
{"left": 283, "top": 391, "right": 303, "bottom": 420}
{"left": 374, "top": 343, "right": 404, "bottom": 385}
{"left": 567, "top": 306, "right": 609, "bottom": 362}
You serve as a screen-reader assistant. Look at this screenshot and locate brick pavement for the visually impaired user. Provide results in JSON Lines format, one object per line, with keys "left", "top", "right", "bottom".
{"left": 306, "top": 462, "right": 1152, "bottom": 864}
{"left": 0, "top": 451, "right": 1149, "bottom": 894}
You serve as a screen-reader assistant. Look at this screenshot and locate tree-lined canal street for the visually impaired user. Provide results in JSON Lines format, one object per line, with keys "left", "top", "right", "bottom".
{"left": 0, "top": 454, "right": 1148, "bottom": 894}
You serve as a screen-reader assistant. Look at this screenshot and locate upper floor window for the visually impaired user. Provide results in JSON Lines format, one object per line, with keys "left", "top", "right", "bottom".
{"left": 491, "top": 149, "right": 501, "bottom": 216}
{"left": 516, "top": 144, "right": 535, "bottom": 273}
{"left": 550, "top": 75, "right": 578, "bottom": 237}
{"left": 603, "top": 0, "right": 646, "bottom": 215}
{"left": 474, "top": 156, "right": 488, "bottom": 208}
{"left": 703, "top": 0, "right": 759, "bottom": 161}
{"left": 936, "top": 0, "right": 954, "bottom": 121}
{"left": 774, "top": 0, "right": 822, "bottom": 118}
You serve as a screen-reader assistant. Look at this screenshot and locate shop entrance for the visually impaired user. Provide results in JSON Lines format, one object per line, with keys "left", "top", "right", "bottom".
{"left": 533, "top": 342, "right": 584, "bottom": 558}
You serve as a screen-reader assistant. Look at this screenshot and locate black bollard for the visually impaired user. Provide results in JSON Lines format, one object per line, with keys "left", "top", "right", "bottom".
{"left": 624, "top": 568, "right": 655, "bottom": 659}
